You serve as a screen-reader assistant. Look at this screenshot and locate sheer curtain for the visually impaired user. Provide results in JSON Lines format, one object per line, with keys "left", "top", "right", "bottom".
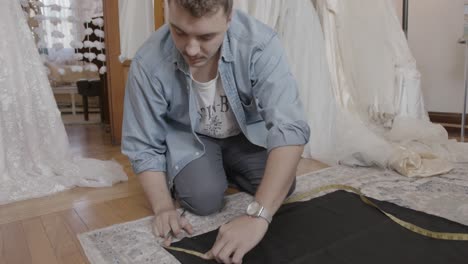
{"left": 41, "top": 0, "right": 73, "bottom": 48}
{"left": 39, "top": 0, "right": 78, "bottom": 63}
{"left": 38, "top": 0, "right": 103, "bottom": 64}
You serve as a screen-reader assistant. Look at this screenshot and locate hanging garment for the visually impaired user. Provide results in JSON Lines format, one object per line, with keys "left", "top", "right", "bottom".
{"left": 234, "top": 1, "right": 412, "bottom": 174}
{"left": 0, "top": 0, "right": 127, "bottom": 205}
{"left": 234, "top": 0, "right": 339, "bottom": 164}
{"left": 167, "top": 191, "right": 468, "bottom": 264}
{"left": 329, "top": 0, "right": 426, "bottom": 121}
{"left": 274, "top": 0, "right": 340, "bottom": 164}
{"left": 118, "top": 0, "right": 154, "bottom": 61}
{"left": 235, "top": 0, "right": 468, "bottom": 176}
{"left": 234, "top": 0, "right": 282, "bottom": 28}
{"left": 311, "top": 0, "right": 468, "bottom": 176}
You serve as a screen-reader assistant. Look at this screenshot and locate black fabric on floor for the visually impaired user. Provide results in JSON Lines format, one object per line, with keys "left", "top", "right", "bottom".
{"left": 166, "top": 191, "right": 468, "bottom": 264}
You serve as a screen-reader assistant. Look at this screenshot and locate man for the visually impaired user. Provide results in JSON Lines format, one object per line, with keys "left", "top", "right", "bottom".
{"left": 122, "top": 0, "right": 310, "bottom": 263}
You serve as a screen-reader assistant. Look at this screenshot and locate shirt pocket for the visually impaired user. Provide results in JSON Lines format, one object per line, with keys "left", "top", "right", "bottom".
{"left": 240, "top": 96, "right": 262, "bottom": 124}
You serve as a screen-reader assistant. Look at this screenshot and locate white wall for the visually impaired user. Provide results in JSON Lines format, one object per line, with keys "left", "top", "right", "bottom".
{"left": 406, "top": 0, "right": 465, "bottom": 113}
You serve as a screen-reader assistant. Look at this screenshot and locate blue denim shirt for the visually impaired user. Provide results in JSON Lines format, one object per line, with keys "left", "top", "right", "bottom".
{"left": 122, "top": 10, "right": 310, "bottom": 187}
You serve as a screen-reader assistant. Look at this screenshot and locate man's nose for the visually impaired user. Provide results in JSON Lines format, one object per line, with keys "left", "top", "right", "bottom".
{"left": 185, "top": 39, "right": 200, "bottom": 57}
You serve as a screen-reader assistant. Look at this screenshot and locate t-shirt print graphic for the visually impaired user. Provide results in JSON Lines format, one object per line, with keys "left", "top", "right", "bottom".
{"left": 193, "top": 73, "right": 241, "bottom": 139}
{"left": 197, "top": 95, "right": 235, "bottom": 138}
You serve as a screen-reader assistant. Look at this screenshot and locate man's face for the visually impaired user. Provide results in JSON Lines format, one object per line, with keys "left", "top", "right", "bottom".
{"left": 168, "top": 1, "right": 231, "bottom": 68}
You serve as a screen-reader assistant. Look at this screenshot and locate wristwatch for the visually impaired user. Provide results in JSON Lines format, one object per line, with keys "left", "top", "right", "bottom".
{"left": 246, "top": 201, "right": 272, "bottom": 224}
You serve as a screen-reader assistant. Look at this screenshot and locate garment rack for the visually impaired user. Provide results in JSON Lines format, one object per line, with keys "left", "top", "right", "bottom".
{"left": 459, "top": 3, "right": 468, "bottom": 142}
{"left": 402, "top": 0, "right": 409, "bottom": 38}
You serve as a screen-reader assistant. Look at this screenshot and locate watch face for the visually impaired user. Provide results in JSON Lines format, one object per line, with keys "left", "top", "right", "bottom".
{"left": 247, "top": 201, "right": 260, "bottom": 215}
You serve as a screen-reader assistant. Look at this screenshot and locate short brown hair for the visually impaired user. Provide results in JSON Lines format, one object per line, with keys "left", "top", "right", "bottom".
{"left": 168, "top": 0, "right": 233, "bottom": 18}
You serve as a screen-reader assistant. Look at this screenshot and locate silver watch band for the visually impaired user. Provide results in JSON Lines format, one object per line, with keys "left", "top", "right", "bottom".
{"left": 258, "top": 207, "right": 272, "bottom": 224}
{"left": 247, "top": 201, "right": 273, "bottom": 224}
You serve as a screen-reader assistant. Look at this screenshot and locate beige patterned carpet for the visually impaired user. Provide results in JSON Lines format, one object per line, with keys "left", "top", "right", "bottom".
{"left": 78, "top": 165, "right": 468, "bottom": 263}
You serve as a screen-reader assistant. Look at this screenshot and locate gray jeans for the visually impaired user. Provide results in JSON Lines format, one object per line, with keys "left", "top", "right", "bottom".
{"left": 173, "top": 133, "right": 296, "bottom": 216}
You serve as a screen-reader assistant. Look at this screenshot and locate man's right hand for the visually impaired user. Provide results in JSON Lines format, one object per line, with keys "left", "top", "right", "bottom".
{"left": 136, "top": 171, "right": 193, "bottom": 246}
{"left": 152, "top": 207, "right": 194, "bottom": 247}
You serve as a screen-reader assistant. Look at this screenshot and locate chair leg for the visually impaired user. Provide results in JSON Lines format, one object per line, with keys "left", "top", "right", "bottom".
{"left": 83, "top": 96, "right": 89, "bottom": 121}
{"left": 71, "top": 93, "right": 76, "bottom": 115}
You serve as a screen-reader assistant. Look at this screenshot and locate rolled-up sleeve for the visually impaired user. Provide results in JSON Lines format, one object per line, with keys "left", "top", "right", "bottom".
{"left": 250, "top": 33, "right": 311, "bottom": 152}
{"left": 121, "top": 59, "right": 168, "bottom": 174}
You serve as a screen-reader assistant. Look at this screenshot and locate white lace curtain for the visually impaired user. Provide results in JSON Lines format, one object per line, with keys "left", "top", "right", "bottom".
{"left": 23, "top": 0, "right": 107, "bottom": 75}
{"left": 39, "top": 0, "right": 78, "bottom": 63}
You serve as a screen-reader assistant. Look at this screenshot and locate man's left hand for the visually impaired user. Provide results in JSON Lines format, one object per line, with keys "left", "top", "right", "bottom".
{"left": 204, "top": 215, "right": 269, "bottom": 264}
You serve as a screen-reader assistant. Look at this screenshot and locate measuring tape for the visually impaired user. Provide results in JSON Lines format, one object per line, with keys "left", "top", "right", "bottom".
{"left": 284, "top": 184, "right": 468, "bottom": 241}
{"left": 164, "top": 184, "right": 468, "bottom": 260}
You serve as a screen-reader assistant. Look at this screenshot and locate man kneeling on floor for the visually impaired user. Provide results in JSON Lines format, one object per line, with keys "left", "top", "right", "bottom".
{"left": 122, "top": 0, "right": 310, "bottom": 263}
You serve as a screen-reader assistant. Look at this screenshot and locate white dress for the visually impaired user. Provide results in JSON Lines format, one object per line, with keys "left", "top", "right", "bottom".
{"left": 118, "top": 0, "right": 154, "bottom": 61}
{"left": 235, "top": 0, "right": 384, "bottom": 166}
{"left": 0, "top": 0, "right": 127, "bottom": 205}
{"left": 313, "top": 0, "right": 468, "bottom": 176}
{"left": 235, "top": 0, "right": 339, "bottom": 163}
{"left": 317, "top": 0, "right": 427, "bottom": 121}
{"left": 237, "top": 0, "right": 468, "bottom": 177}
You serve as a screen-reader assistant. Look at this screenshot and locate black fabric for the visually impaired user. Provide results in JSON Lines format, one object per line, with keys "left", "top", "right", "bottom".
{"left": 166, "top": 191, "right": 468, "bottom": 264}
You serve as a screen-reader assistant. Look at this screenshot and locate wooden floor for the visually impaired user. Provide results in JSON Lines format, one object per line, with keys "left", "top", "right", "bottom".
{"left": 0, "top": 124, "right": 327, "bottom": 264}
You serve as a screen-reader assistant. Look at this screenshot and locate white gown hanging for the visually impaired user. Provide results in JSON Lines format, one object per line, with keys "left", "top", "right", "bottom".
{"left": 234, "top": 0, "right": 391, "bottom": 166}
{"left": 236, "top": 0, "right": 468, "bottom": 177}
{"left": 235, "top": 0, "right": 339, "bottom": 164}
{"left": 118, "top": 0, "right": 154, "bottom": 61}
{"left": 313, "top": 0, "right": 468, "bottom": 176}
{"left": 324, "top": 0, "right": 427, "bottom": 121}
{"left": 0, "top": 0, "right": 127, "bottom": 205}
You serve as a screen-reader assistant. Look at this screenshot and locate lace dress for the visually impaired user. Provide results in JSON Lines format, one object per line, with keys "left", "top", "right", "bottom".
{"left": 0, "top": 0, "right": 127, "bottom": 205}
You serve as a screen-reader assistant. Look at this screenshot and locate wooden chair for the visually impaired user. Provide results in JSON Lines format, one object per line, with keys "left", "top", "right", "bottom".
{"left": 77, "top": 79, "right": 104, "bottom": 121}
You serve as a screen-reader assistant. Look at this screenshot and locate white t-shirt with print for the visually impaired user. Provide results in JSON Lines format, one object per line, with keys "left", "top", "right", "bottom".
{"left": 192, "top": 73, "right": 241, "bottom": 138}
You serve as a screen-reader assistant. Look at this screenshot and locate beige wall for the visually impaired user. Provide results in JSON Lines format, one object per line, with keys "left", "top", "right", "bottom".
{"left": 405, "top": 0, "right": 465, "bottom": 113}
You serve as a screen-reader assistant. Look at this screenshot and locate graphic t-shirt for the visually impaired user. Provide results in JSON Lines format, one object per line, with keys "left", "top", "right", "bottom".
{"left": 192, "top": 73, "right": 241, "bottom": 138}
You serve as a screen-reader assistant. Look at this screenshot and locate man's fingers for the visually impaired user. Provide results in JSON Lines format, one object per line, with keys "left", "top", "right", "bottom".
{"left": 152, "top": 219, "right": 160, "bottom": 237}
{"left": 169, "top": 214, "right": 181, "bottom": 237}
{"left": 218, "top": 242, "right": 237, "bottom": 264}
{"left": 154, "top": 210, "right": 193, "bottom": 246}
{"left": 214, "top": 226, "right": 224, "bottom": 243}
{"left": 202, "top": 250, "right": 214, "bottom": 260}
{"left": 156, "top": 218, "right": 165, "bottom": 238}
{"left": 210, "top": 234, "right": 227, "bottom": 263}
{"left": 231, "top": 247, "right": 246, "bottom": 264}
{"left": 180, "top": 216, "right": 194, "bottom": 235}
{"left": 164, "top": 236, "right": 172, "bottom": 247}
{"left": 161, "top": 214, "right": 173, "bottom": 240}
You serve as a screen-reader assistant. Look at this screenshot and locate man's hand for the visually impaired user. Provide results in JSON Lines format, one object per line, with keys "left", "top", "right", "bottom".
{"left": 204, "top": 215, "right": 269, "bottom": 264}
{"left": 152, "top": 208, "right": 193, "bottom": 247}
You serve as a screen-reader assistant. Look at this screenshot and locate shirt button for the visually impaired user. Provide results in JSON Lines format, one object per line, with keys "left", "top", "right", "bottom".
{"left": 175, "top": 165, "right": 179, "bottom": 170}
{"left": 195, "top": 152, "right": 200, "bottom": 156}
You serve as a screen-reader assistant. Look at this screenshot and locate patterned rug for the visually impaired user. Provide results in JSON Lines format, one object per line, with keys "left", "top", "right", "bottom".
{"left": 78, "top": 164, "right": 468, "bottom": 264}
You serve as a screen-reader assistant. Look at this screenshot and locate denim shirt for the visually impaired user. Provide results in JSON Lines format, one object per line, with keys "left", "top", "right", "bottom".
{"left": 122, "top": 10, "right": 310, "bottom": 187}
